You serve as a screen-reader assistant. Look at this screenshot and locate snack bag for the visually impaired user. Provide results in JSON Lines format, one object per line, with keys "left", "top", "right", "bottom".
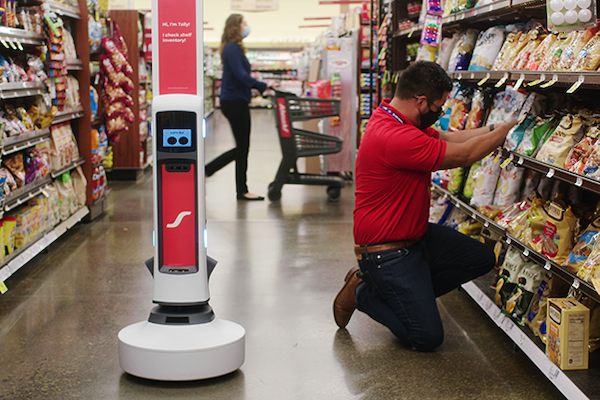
{"left": 558, "top": 28, "right": 595, "bottom": 71}
{"left": 448, "top": 87, "right": 472, "bottom": 131}
{"left": 3, "top": 153, "right": 25, "bottom": 187}
{"left": 493, "top": 162, "right": 525, "bottom": 206}
{"left": 476, "top": 204, "right": 505, "bottom": 219}
{"left": 505, "top": 115, "right": 536, "bottom": 151}
{"left": 504, "top": 264, "right": 544, "bottom": 325}
{"left": 430, "top": 196, "right": 454, "bottom": 224}
{"left": 470, "top": 154, "right": 502, "bottom": 208}
{"left": 538, "top": 31, "right": 575, "bottom": 71}
{"left": 436, "top": 35, "right": 458, "bottom": 70}
{"left": 71, "top": 166, "right": 87, "bottom": 207}
{"left": 464, "top": 89, "right": 490, "bottom": 130}
{"left": 515, "top": 117, "right": 555, "bottom": 157}
{"left": 507, "top": 196, "right": 545, "bottom": 240}
{"left": 535, "top": 114, "right": 585, "bottom": 168}
{"left": 509, "top": 29, "right": 545, "bottom": 71}
{"left": 447, "top": 29, "right": 479, "bottom": 72}
{"left": 571, "top": 31, "right": 600, "bottom": 71}
{"left": 462, "top": 161, "right": 482, "bottom": 200}
{"left": 444, "top": 207, "right": 469, "bottom": 230}
{"left": 2, "top": 217, "right": 16, "bottom": 255}
{"left": 447, "top": 167, "right": 467, "bottom": 195}
{"left": 525, "top": 33, "right": 557, "bottom": 70}
{"left": 495, "top": 247, "right": 530, "bottom": 307}
{"left": 496, "top": 29, "right": 530, "bottom": 70}
{"left": 468, "top": 26, "right": 505, "bottom": 71}
{"left": 492, "top": 31, "right": 523, "bottom": 70}
{"left": 565, "top": 136, "right": 595, "bottom": 171}
{"left": 566, "top": 216, "right": 600, "bottom": 273}
{"left": 495, "top": 191, "right": 541, "bottom": 229}
{"left": 457, "top": 219, "right": 483, "bottom": 236}
{"left": 530, "top": 200, "right": 577, "bottom": 264}
{"left": 526, "top": 273, "right": 570, "bottom": 343}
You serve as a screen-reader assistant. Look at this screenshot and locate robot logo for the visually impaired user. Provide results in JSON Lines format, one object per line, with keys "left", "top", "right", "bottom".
{"left": 166, "top": 211, "right": 192, "bottom": 228}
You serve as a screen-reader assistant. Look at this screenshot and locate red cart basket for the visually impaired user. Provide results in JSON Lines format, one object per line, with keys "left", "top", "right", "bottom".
{"left": 269, "top": 90, "right": 345, "bottom": 202}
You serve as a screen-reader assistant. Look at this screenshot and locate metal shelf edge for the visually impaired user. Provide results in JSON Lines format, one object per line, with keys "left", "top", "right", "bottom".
{"left": 461, "top": 281, "right": 589, "bottom": 400}
{"left": 50, "top": 157, "right": 86, "bottom": 178}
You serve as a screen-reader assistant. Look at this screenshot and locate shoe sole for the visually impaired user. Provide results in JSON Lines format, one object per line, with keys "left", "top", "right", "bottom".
{"left": 333, "top": 267, "right": 359, "bottom": 328}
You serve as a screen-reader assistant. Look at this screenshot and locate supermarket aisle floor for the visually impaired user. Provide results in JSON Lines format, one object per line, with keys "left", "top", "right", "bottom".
{"left": 0, "top": 110, "right": 565, "bottom": 400}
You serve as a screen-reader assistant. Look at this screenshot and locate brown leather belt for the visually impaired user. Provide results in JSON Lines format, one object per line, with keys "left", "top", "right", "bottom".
{"left": 354, "top": 240, "right": 418, "bottom": 255}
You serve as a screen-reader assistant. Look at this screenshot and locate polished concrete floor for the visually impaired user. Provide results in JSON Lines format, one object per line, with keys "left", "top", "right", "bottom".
{"left": 0, "top": 110, "right": 566, "bottom": 399}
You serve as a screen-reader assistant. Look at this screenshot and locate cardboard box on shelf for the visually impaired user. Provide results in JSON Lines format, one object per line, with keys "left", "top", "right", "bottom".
{"left": 546, "top": 298, "right": 590, "bottom": 370}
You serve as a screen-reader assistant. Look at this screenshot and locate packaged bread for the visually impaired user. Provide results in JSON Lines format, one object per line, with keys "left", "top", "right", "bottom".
{"left": 525, "top": 33, "right": 557, "bottom": 71}
{"left": 509, "top": 29, "right": 545, "bottom": 71}
{"left": 538, "top": 31, "right": 575, "bottom": 71}
{"left": 558, "top": 28, "right": 595, "bottom": 70}
{"left": 535, "top": 114, "right": 585, "bottom": 168}
{"left": 492, "top": 31, "right": 523, "bottom": 70}
{"left": 572, "top": 31, "right": 600, "bottom": 71}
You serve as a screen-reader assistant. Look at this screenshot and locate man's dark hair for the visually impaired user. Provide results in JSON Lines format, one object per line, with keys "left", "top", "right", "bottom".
{"left": 395, "top": 61, "right": 453, "bottom": 103}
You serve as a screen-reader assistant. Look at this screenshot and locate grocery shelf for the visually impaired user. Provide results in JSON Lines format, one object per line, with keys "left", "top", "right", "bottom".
{"left": 0, "top": 206, "right": 89, "bottom": 286}
{"left": 461, "top": 280, "right": 593, "bottom": 400}
{"left": 430, "top": 182, "right": 600, "bottom": 302}
{"left": 4, "top": 176, "right": 53, "bottom": 212}
{"left": 495, "top": 148, "right": 600, "bottom": 196}
{"left": 66, "top": 58, "right": 83, "bottom": 71}
{"left": 444, "top": 0, "right": 512, "bottom": 24}
{"left": 2, "top": 129, "right": 51, "bottom": 155}
{"left": 51, "top": 157, "right": 86, "bottom": 178}
{"left": 45, "top": 0, "right": 82, "bottom": 19}
{"left": 52, "top": 106, "right": 85, "bottom": 125}
{"left": 0, "top": 82, "right": 46, "bottom": 99}
{"left": 0, "top": 27, "right": 45, "bottom": 46}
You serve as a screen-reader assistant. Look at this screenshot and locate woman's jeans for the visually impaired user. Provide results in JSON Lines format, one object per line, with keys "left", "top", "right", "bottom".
{"left": 205, "top": 100, "right": 251, "bottom": 195}
{"left": 355, "top": 223, "right": 495, "bottom": 352}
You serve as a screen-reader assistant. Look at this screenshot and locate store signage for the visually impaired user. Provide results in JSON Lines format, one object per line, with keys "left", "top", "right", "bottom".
{"left": 231, "top": 0, "right": 279, "bottom": 11}
{"left": 329, "top": 59, "right": 350, "bottom": 69}
{"left": 157, "top": 0, "right": 197, "bottom": 95}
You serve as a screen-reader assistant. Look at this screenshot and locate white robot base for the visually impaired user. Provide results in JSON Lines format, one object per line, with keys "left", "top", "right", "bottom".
{"left": 118, "top": 318, "right": 245, "bottom": 381}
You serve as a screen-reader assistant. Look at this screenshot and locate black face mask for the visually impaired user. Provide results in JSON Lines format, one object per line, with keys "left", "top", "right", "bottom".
{"left": 419, "top": 100, "right": 444, "bottom": 130}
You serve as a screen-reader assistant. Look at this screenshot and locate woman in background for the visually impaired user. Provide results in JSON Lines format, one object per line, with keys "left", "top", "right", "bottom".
{"left": 206, "top": 13, "right": 267, "bottom": 201}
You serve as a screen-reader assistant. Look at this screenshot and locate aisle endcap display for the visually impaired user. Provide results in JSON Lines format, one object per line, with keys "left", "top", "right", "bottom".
{"left": 0, "top": 206, "right": 89, "bottom": 284}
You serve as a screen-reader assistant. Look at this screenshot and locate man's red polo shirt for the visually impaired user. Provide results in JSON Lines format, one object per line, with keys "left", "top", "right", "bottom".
{"left": 353, "top": 99, "right": 446, "bottom": 245}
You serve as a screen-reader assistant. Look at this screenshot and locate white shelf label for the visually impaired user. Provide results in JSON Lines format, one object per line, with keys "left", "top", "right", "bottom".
{"left": 547, "top": 169, "right": 555, "bottom": 178}
{"left": 506, "top": 237, "right": 512, "bottom": 245}
{"left": 548, "top": 365, "right": 560, "bottom": 381}
{"left": 572, "top": 279, "right": 580, "bottom": 289}
{"left": 517, "top": 156, "right": 524, "bottom": 165}
{"left": 575, "top": 177, "right": 583, "bottom": 187}
{"left": 523, "top": 248, "right": 529, "bottom": 257}
{"left": 544, "top": 261, "right": 551, "bottom": 271}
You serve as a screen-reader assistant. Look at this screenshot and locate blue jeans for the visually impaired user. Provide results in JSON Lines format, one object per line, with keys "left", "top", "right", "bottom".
{"left": 355, "top": 223, "right": 495, "bottom": 352}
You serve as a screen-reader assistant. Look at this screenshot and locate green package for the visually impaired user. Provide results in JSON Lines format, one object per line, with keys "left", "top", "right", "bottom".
{"left": 462, "top": 162, "right": 481, "bottom": 200}
{"left": 447, "top": 167, "right": 466, "bottom": 195}
{"left": 516, "top": 116, "right": 554, "bottom": 157}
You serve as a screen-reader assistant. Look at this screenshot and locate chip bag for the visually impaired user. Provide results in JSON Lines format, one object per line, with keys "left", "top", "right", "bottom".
{"left": 470, "top": 154, "right": 502, "bottom": 208}
{"left": 529, "top": 200, "right": 577, "bottom": 264}
{"left": 515, "top": 116, "right": 555, "bottom": 157}
{"left": 566, "top": 216, "right": 600, "bottom": 273}
{"left": 493, "top": 162, "right": 525, "bottom": 207}
{"left": 495, "top": 247, "right": 530, "bottom": 307}
{"left": 571, "top": 31, "right": 600, "bottom": 71}
{"left": 504, "top": 264, "right": 544, "bottom": 325}
{"left": 462, "top": 162, "right": 481, "bottom": 200}
{"left": 468, "top": 26, "right": 505, "bottom": 71}
{"left": 525, "top": 32, "right": 557, "bottom": 71}
{"left": 535, "top": 114, "right": 585, "bottom": 168}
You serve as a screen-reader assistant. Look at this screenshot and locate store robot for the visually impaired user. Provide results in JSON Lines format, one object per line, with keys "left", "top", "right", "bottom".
{"left": 117, "top": 0, "right": 244, "bottom": 380}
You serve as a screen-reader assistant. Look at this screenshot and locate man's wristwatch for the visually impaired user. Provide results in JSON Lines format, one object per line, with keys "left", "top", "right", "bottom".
{"left": 489, "top": 124, "right": 495, "bottom": 132}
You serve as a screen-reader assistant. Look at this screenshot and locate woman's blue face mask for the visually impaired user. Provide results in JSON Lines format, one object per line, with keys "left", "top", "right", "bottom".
{"left": 242, "top": 25, "right": 251, "bottom": 38}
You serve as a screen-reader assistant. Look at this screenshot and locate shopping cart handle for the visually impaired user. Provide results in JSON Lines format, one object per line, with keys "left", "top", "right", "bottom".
{"left": 271, "top": 88, "right": 297, "bottom": 97}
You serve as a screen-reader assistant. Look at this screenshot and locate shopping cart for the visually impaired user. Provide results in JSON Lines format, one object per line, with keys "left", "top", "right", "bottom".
{"left": 268, "top": 89, "right": 345, "bottom": 202}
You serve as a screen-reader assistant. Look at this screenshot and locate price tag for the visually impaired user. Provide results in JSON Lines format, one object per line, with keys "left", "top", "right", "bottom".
{"left": 506, "top": 237, "right": 512, "bottom": 244}
{"left": 457, "top": 73, "right": 463, "bottom": 81}
{"left": 41, "top": 190, "right": 50, "bottom": 198}
{"left": 518, "top": 334, "right": 525, "bottom": 346}
{"left": 566, "top": 75, "right": 585, "bottom": 94}
{"left": 500, "top": 158, "right": 512, "bottom": 168}
{"left": 544, "top": 261, "right": 551, "bottom": 271}
{"left": 455, "top": 202, "right": 461, "bottom": 209}
{"left": 528, "top": 74, "right": 545, "bottom": 87}
{"left": 572, "top": 278, "right": 580, "bottom": 289}
{"left": 575, "top": 177, "right": 583, "bottom": 187}
{"left": 523, "top": 248, "right": 529, "bottom": 257}
{"left": 472, "top": 212, "right": 477, "bottom": 219}
{"left": 495, "top": 72, "right": 509, "bottom": 88}
{"left": 493, "top": 154, "right": 502, "bottom": 165}
{"left": 540, "top": 74, "right": 558, "bottom": 88}
{"left": 547, "top": 169, "right": 555, "bottom": 178}
{"left": 491, "top": 307, "right": 502, "bottom": 320}
{"left": 477, "top": 72, "right": 491, "bottom": 86}
{"left": 408, "top": 29, "right": 414, "bottom": 38}
{"left": 0, "top": 39, "right": 8, "bottom": 49}
{"left": 0, "top": 281, "right": 6, "bottom": 294}
{"left": 517, "top": 156, "right": 524, "bottom": 165}
{"left": 8, "top": 41, "right": 16, "bottom": 50}
{"left": 484, "top": 221, "right": 489, "bottom": 227}
{"left": 94, "top": 74, "right": 100, "bottom": 85}
{"left": 16, "top": 42, "right": 23, "bottom": 51}
{"left": 513, "top": 74, "right": 525, "bottom": 91}
{"left": 502, "top": 317, "right": 514, "bottom": 333}
{"left": 469, "top": 72, "right": 475, "bottom": 80}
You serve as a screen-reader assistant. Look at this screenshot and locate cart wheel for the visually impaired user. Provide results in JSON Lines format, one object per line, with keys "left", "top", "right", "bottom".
{"left": 268, "top": 183, "right": 281, "bottom": 202}
{"left": 327, "top": 186, "right": 341, "bottom": 202}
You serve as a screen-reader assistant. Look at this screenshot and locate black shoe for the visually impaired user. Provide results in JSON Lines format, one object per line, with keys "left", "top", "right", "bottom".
{"left": 237, "top": 193, "right": 265, "bottom": 201}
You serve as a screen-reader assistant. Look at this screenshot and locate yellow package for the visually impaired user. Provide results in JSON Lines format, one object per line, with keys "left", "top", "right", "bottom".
{"left": 558, "top": 28, "right": 595, "bottom": 71}
{"left": 2, "top": 217, "right": 16, "bottom": 255}
{"left": 547, "top": 298, "right": 590, "bottom": 370}
{"left": 492, "top": 31, "right": 523, "bottom": 71}
{"left": 497, "top": 30, "right": 530, "bottom": 70}
{"left": 535, "top": 114, "right": 585, "bottom": 168}
{"left": 476, "top": 205, "right": 504, "bottom": 219}
{"left": 571, "top": 31, "right": 600, "bottom": 71}
{"left": 509, "top": 30, "right": 544, "bottom": 71}
{"left": 525, "top": 32, "right": 557, "bottom": 70}
{"left": 529, "top": 201, "right": 577, "bottom": 265}
{"left": 539, "top": 31, "right": 577, "bottom": 71}
{"left": 0, "top": 223, "right": 5, "bottom": 263}
{"left": 457, "top": 219, "right": 483, "bottom": 236}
